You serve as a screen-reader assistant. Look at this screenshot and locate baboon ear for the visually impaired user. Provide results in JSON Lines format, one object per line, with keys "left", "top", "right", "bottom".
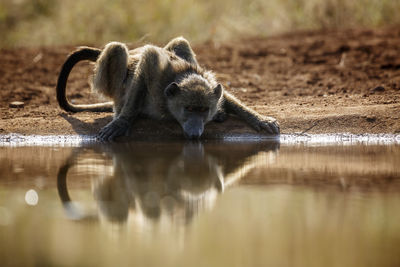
{"left": 164, "top": 82, "right": 181, "bottom": 98}
{"left": 213, "top": 84, "right": 223, "bottom": 98}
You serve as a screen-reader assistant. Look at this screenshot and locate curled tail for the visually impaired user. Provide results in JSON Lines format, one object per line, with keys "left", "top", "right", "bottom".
{"left": 56, "top": 47, "right": 113, "bottom": 112}
{"left": 57, "top": 151, "right": 98, "bottom": 221}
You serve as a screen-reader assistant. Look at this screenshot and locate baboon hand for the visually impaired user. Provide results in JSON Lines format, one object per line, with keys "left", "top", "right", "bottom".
{"left": 251, "top": 116, "right": 280, "bottom": 135}
{"left": 213, "top": 111, "right": 227, "bottom": 123}
{"left": 98, "top": 117, "right": 130, "bottom": 141}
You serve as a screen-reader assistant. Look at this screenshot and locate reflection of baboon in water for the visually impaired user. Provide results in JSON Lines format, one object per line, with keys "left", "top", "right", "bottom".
{"left": 56, "top": 37, "right": 280, "bottom": 140}
{"left": 57, "top": 141, "right": 279, "bottom": 224}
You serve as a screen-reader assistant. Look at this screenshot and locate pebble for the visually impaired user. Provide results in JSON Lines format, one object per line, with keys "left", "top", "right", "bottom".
{"left": 372, "top": 86, "right": 385, "bottom": 92}
{"left": 9, "top": 101, "right": 25, "bottom": 108}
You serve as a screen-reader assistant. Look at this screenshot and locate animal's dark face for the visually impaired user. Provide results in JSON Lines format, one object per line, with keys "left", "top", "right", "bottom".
{"left": 165, "top": 80, "right": 223, "bottom": 139}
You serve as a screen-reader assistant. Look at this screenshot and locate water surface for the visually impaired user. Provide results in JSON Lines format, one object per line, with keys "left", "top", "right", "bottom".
{"left": 0, "top": 137, "right": 399, "bottom": 267}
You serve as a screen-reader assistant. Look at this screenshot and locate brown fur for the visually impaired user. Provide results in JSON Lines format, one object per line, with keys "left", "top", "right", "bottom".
{"left": 55, "top": 37, "right": 280, "bottom": 140}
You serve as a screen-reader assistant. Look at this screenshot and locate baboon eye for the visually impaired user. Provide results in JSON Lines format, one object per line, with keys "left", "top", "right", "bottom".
{"left": 199, "top": 107, "right": 209, "bottom": 112}
{"left": 185, "top": 106, "right": 194, "bottom": 112}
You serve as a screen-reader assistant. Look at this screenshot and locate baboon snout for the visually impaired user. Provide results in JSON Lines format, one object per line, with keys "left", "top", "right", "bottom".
{"left": 183, "top": 117, "right": 204, "bottom": 139}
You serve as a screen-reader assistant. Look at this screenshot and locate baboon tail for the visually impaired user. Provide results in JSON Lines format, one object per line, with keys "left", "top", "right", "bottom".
{"left": 56, "top": 47, "right": 113, "bottom": 112}
{"left": 57, "top": 151, "right": 98, "bottom": 221}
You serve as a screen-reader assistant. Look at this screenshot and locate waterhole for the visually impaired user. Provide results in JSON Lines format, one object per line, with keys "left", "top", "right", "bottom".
{"left": 0, "top": 135, "right": 399, "bottom": 267}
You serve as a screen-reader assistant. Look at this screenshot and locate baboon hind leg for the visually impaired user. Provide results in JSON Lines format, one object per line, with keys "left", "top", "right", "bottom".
{"left": 98, "top": 46, "right": 166, "bottom": 141}
{"left": 164, "top": 37, "right": 198, "bottom": 65}
{"left": 93, "top": 42, "right": 129, "bottom": 108}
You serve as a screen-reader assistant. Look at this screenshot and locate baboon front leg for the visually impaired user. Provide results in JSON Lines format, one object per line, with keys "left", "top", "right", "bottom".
{"left": 97, "top": 77, "right": 144, "bottom": 141}
{"left": 223, "top": 91, "right": 280, "bottom": 134}
{"left": 164, "top": 37, "right": 198, "bottom": 65}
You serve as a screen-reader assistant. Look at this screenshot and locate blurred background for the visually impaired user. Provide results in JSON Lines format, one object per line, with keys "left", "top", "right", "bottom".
{"left": 1, "top": 0, "right": 400, "bottom": 47}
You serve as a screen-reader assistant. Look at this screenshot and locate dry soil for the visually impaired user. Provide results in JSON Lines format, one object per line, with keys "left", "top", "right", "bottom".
{"left": 1, "top": 28, "right": 400, "bottom": 139}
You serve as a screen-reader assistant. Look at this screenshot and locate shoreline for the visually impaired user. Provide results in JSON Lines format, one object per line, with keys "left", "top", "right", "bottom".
{"left": 1, "top": 133, "right": 399, "bottom": 147}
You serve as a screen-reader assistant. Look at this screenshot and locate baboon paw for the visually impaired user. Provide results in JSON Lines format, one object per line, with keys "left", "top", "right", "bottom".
{"left": 97, "top": 118, "right": 130, "bottom": 141}
{"left": 213, "top": 111, "right": 227, "bottom": 123}
{"left": 253, "top": 117, "right": 280, "bottom": 135}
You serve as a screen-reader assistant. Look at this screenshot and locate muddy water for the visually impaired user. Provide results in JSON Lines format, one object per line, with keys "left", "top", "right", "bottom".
{"left": 0, "top": 138, "right": 400, "bottom": 267}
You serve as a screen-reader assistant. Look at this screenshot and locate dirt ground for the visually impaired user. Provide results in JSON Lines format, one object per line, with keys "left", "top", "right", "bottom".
{"left": 1, "top": 27, "right": 400, "bottom": 139}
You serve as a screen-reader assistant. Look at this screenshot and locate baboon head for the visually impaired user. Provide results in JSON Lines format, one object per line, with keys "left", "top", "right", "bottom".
{"left": 165, "top": 76, "right": 223, "bottom": 139}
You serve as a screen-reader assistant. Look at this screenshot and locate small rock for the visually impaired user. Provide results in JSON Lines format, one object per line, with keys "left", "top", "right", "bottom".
{"left": 9, "top": 101, "right": 24, "bottom": 108}
{"left": 366, "top": 116, "right": 376, "bottom": 123}
{"left": 372, "top": 86, "right": 385, "bottom": 92}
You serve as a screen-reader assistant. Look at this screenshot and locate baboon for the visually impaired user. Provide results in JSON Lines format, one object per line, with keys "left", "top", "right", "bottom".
{"left": 56, "top": 37, "right": 280, "bottom": 140}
